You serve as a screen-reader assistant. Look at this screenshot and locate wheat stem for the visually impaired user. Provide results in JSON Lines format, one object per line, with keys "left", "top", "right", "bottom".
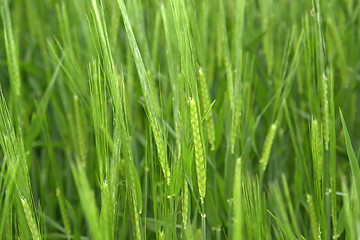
{"left": 188, "top": 97, "right": 206, "bottom": 202}
{"left": 20, "top": 197, "right": 40, "bottom": 240}
{"left": 259, "top": 122, "right": 277, "bottom": 174}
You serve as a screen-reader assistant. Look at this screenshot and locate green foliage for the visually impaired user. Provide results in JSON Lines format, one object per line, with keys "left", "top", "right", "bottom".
{"left": 1, "top": 0, "right": 360, "bottom": 239}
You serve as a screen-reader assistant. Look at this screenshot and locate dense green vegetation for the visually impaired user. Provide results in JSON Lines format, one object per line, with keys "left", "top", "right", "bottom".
{"left": 1, "top": 0, "right": 360, "bottom": 239}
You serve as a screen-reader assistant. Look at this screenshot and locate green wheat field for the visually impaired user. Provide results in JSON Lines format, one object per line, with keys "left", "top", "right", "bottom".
{"left": 1, "top": 0, "right": 360, "bottom": 239}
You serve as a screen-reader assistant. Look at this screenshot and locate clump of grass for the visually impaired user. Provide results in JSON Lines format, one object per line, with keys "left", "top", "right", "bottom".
{"left": 1, "top": 0, "right": 360, "bottom": 239}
